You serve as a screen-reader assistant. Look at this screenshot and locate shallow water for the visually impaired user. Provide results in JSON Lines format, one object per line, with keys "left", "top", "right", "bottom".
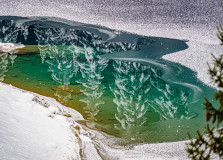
{"left": 0, "top": 16, "right": 216, "bottom": 144}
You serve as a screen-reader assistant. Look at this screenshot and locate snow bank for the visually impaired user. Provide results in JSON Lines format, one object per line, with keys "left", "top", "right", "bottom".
{"left": 0, "top": 42, "right": 25, "bottom": 53}
{"left": 0, "top": 82, "right": 101, "bottom": 160}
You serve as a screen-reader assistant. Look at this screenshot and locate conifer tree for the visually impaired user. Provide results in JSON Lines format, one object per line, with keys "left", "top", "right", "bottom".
{"left": 186, "top": 23, "right": 223, "bottom": 160}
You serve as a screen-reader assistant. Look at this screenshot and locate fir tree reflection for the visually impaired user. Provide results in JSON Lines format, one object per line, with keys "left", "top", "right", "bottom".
{"left": 110, "top": 60, "right": 195, "bottom": 130}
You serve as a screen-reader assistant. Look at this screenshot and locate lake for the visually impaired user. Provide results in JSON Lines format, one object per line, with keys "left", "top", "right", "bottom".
{"left": 0, "top": 16, "right": 216, "bottom": 144}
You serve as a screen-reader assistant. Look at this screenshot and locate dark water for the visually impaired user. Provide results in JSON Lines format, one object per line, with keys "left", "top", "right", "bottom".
{"left": 0, "top": 16, "right": 216, "bottom": 144}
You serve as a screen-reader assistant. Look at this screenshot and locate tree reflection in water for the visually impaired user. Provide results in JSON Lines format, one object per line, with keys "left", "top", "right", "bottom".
{"left": 110, "top": 60, "right": 196, "bottom": 131}
{"left": 110, "top": 61, "right": 151, "bottom": 129}
{"left": 75, "top": 47, "right": 108, "bottom": 121}
{"left": 0, "top": 20, "right": 27, "bottom": 81}
{"left": 34, "top": 28, "right": 108, "bottom": 121}
{"left": 0, "top": 54, "right": 16, "bottom": 81}
{"left": 35, "top": 29, "right": 77, "bottom": 104}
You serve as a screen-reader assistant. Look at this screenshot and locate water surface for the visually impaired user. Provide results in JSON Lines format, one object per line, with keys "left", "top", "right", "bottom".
{"left": 0, "top": 16, "right": 216, "bottom": 144}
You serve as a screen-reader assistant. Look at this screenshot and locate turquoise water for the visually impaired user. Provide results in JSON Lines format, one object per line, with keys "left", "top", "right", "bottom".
{"left": 0, "top": 17, "right": 216, "bottom": 144}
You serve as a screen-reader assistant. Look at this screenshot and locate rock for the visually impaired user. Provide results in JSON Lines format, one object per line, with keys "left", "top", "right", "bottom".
{"left": 64, "top": 113, "right": 72, "bottom": 117}
{"left": 74, "top": 125, "right": 81, "bottom": 130}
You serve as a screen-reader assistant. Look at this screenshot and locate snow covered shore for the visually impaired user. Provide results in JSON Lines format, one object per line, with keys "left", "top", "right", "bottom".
{"left": 0, "top": 82, "right": 101, "bottom": 160}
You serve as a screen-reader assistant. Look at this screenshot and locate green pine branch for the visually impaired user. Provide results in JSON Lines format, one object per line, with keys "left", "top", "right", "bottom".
{"left": 186, "top": 12, "right": 223, "bottom": 159}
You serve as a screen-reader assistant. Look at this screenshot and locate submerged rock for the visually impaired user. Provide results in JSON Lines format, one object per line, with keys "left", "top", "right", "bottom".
{"left": 52, "top": 85, "right": 83, "bottom": 94}
{"left": 16, "top": 45, "right": 39, "bottom": 54}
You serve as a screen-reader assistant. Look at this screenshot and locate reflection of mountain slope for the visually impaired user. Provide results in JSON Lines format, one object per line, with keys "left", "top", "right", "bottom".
{"left": 0, "top": 19, "right": 142, "bottom": 53}
{"left": 0, "top": 20, "right": 28, "bottom": 43}
{"left": 33, "top": 27, "right": 141, "bottom": 53}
